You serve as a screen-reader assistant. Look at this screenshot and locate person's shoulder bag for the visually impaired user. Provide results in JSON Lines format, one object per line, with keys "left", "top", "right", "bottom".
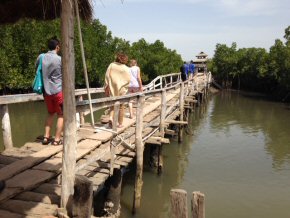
{"left": 32, "top": 54, "right": 45, "bottom": 94}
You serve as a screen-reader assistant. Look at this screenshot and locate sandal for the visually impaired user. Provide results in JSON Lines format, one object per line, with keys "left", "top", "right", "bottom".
{"left": 42, "top": 136, "right": 51, "bottom": 145}
{"left": 51, "top": 139, "right": 62, "bottom": 146}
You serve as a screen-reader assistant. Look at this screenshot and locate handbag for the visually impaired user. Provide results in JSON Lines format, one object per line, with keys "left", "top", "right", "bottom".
{"left": 32, "top": 54, "right": 44, "bottom": 94}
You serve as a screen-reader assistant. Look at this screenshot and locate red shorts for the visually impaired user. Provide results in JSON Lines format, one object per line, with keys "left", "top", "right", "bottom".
{"left": 44, "top": 92, "right": 63, "bottom": 115}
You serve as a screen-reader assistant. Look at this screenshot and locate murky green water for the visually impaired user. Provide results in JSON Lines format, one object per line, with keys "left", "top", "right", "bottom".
{"left": 1, "top": 91, "right": 290, "bottom": 218}
{"left": 120, "top": 91, "right": 290, "bottom": 218}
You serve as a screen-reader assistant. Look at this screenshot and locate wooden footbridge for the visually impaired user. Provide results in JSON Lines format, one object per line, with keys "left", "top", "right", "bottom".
{"left": 0, "top": 72, "right": 211, "bottom": 217}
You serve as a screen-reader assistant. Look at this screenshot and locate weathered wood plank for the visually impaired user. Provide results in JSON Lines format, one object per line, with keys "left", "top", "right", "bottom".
{"left": 165, "top": 119, "right": 188, "bottom": 125}
{"left": 0, "top": 209, "right": 23, "bottom": 218}
{"left": 33, "top": 183, "right": 61, "bottom": 196}
{"left": 14, "top": 191, "right": 60, "bottom": 205}
{"left": 0, "top": 169, "right": 55, "bottom": 203}
{"left": 0, "top": 199, "right": 58, "bottom": 216}
{"left": 0, "top": 155, "right": 19, "bottom": 164}
{"left": 0, "top": 146, "right": 62, "bottom": 181}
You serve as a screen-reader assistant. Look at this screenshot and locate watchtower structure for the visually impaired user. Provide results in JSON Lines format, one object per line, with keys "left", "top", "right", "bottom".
{"left": 193, "top": 51, "right": 208, "bottom": 74}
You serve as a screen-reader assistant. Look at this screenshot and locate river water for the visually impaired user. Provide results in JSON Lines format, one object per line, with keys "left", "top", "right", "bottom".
{"left": 120, "top": 91, "right": 290, "bottom": 218}
{"left": 1, "top": 91, "right": 290, "bottom": 218}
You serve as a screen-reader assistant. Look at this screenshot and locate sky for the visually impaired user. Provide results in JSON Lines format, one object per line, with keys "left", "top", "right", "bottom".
{"left": 93, "top": 0, "right": 290, "bottom": 61}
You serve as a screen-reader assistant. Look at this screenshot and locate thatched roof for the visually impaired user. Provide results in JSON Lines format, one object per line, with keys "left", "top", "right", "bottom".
{"left": 0, "top": 0, "right": 93, "bottom": 25}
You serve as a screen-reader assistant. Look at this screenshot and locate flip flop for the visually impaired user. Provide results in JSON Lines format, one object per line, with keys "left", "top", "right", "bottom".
{"left": 51, "top": 139, "right": 62, "bottom": 146}
{"left": 42, "top": 136, "right": 52, "bottom": 145}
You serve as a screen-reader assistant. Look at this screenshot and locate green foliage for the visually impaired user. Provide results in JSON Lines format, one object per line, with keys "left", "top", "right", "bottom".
{"left": 0, "top": 19, "right": 182, "bottom": 93}
{"left": 212, "top": 26, "right": 290, "bottom": 99}
{"left": 130, "top": 39, "right": 182, "bottom": 83}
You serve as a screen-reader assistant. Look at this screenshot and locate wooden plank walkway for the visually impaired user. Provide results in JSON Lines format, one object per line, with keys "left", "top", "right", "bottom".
{"left": 0, "top": 73, "right": 209, "bottom": 217}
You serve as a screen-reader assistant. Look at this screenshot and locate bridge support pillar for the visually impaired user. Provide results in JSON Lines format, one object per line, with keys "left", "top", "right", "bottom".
{"left": 132, "top": 94, "right": 145, "bottom": 214}
{"left": 178, "top": 83, "right": 185, "bottom": 143}
{"left": 0, "top": 104, "right": 13, "bottom": 150}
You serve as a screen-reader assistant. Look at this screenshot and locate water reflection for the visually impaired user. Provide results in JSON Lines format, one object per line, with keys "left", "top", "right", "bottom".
{"left": 120, "top": 91, "right": 290, "bottom": 218}
{"left": 210, "top": 91, "right": 290, "bottom": 170}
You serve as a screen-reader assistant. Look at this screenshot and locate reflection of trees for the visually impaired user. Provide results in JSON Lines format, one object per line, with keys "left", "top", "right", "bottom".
{"left": 210, "top": 91, "right": 290, "bottom": 169}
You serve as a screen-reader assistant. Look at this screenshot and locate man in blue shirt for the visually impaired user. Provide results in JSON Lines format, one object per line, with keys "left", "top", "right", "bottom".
{"left": 183, "top": 62, "right": 189, "bottom": 80}
{"left": 189, "top": 60, "right": 195, "bottom": 80}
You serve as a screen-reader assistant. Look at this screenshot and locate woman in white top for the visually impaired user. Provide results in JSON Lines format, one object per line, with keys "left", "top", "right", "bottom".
{"left": 128, "top": 59, "right": 143, "bottom": 119}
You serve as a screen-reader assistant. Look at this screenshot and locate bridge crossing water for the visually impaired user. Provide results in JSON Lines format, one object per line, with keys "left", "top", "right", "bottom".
{"left": 0, "top": 72, "right": 211, "bottom": 217}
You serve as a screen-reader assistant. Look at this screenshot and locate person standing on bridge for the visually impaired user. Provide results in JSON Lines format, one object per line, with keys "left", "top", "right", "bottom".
{"left": 189, "top": 60, "right": 195, "bottom": 80}
{"left": 104, "top": 52, "right": 131, "bottom": 128}
{"left": 36, "top": 38, "right": 63, "bottom": 145}
{"left": 128, "top": 59, "right": 143, "bottom": 119}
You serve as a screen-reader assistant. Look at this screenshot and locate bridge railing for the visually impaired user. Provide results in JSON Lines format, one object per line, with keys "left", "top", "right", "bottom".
{"left": 0, "top": 72, "right": 193, "bottom": 150}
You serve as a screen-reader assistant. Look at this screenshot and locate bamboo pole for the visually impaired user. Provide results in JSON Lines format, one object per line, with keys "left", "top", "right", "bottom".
{"left": 75, "top": 1, "right": 95, "bottom": 126}
{"left": 0, "top": 105, "right": 13, "bottom": 149}
{"left": 132, "top": 94, "right": 145, "bottom": 214}
{"left": 170, "top": 189, "right": 188, "bottom": 218}
{"left": 192, "top": 192, "right": 205, "bottom": 218}
{"left": 178, "top": 82, "right": 184, "bottom": 143}
{"left": 61, "top": 0, "right": 77, "bottom": 215}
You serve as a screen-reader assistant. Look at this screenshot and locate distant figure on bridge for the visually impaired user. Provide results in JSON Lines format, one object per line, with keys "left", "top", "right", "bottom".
{"left": 189, "top": 60, "right": 195, "bottom": 80}
{"left": 180, "top": 61, "right": 188, "bottom": 81}
{"left": 36, "top": 38, "right": 63, "bottom": 145}
{"left": 128, "top": 59, "right": 143, "bottom": 119}
{"left": 105, "top": 52, "right": 131, "bottom": 128}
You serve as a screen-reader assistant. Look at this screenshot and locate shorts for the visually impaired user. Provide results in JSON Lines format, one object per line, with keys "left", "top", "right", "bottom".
{"left": 44, "top": 92, "right": 63, "bottom": 115}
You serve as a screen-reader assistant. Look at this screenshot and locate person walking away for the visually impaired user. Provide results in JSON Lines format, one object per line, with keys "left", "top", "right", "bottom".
{"left": 183, "top": 61, "right": 189, "bottom": 80}
{"left": 104, "top": 53, "right": 131, "bottom": 128}
{"left": 189, "top": 60, "right": 195, "bottom": 80}
{"left": 36, "top": 38, "right": 63, "bottom": 145}
{"left": 128, "top": 59, "right": 143, "bottom": 119}
{"left": 180, "top": 62, "right": 187, "bottom": 82}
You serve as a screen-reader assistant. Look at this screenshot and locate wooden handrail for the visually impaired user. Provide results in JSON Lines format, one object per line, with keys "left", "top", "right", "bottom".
{"left": 0, "top": 73, "right": 182, "bottom": 105}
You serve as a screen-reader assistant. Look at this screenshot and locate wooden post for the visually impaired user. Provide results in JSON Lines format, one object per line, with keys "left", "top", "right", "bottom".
{"left": 192, "top": 192, "right": 205, "bottom": 218}
{"left": 158, "top": 90, "right": 167, "bottom": 174}
{"left": 160, "top": 90, "right": 166, "bottom": 137}
{"left": 77, "top": 96, "right": 85, "bottom": 126}
{"left": 73, "top": 175, "right": 93, "bottom": 217}
{"left": 0, "top": 105, "right": 13, "bottom": 149}
{"left": 170, "top": 189, "right": 188, "bottom": 218}
{"left": 105, "top": 168, "right": 123, "bottom": 215}
{"left": 132, "top": 94, "right": 145, "bottom": 214}
{"left": 110, "top": 101, "right": 120, "bottom": 175}
{"left": 61, "top": 0, "right": 77, "bottom": 215}
{"left": 178, "top": 82, "right": 184, "bottom": 143}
